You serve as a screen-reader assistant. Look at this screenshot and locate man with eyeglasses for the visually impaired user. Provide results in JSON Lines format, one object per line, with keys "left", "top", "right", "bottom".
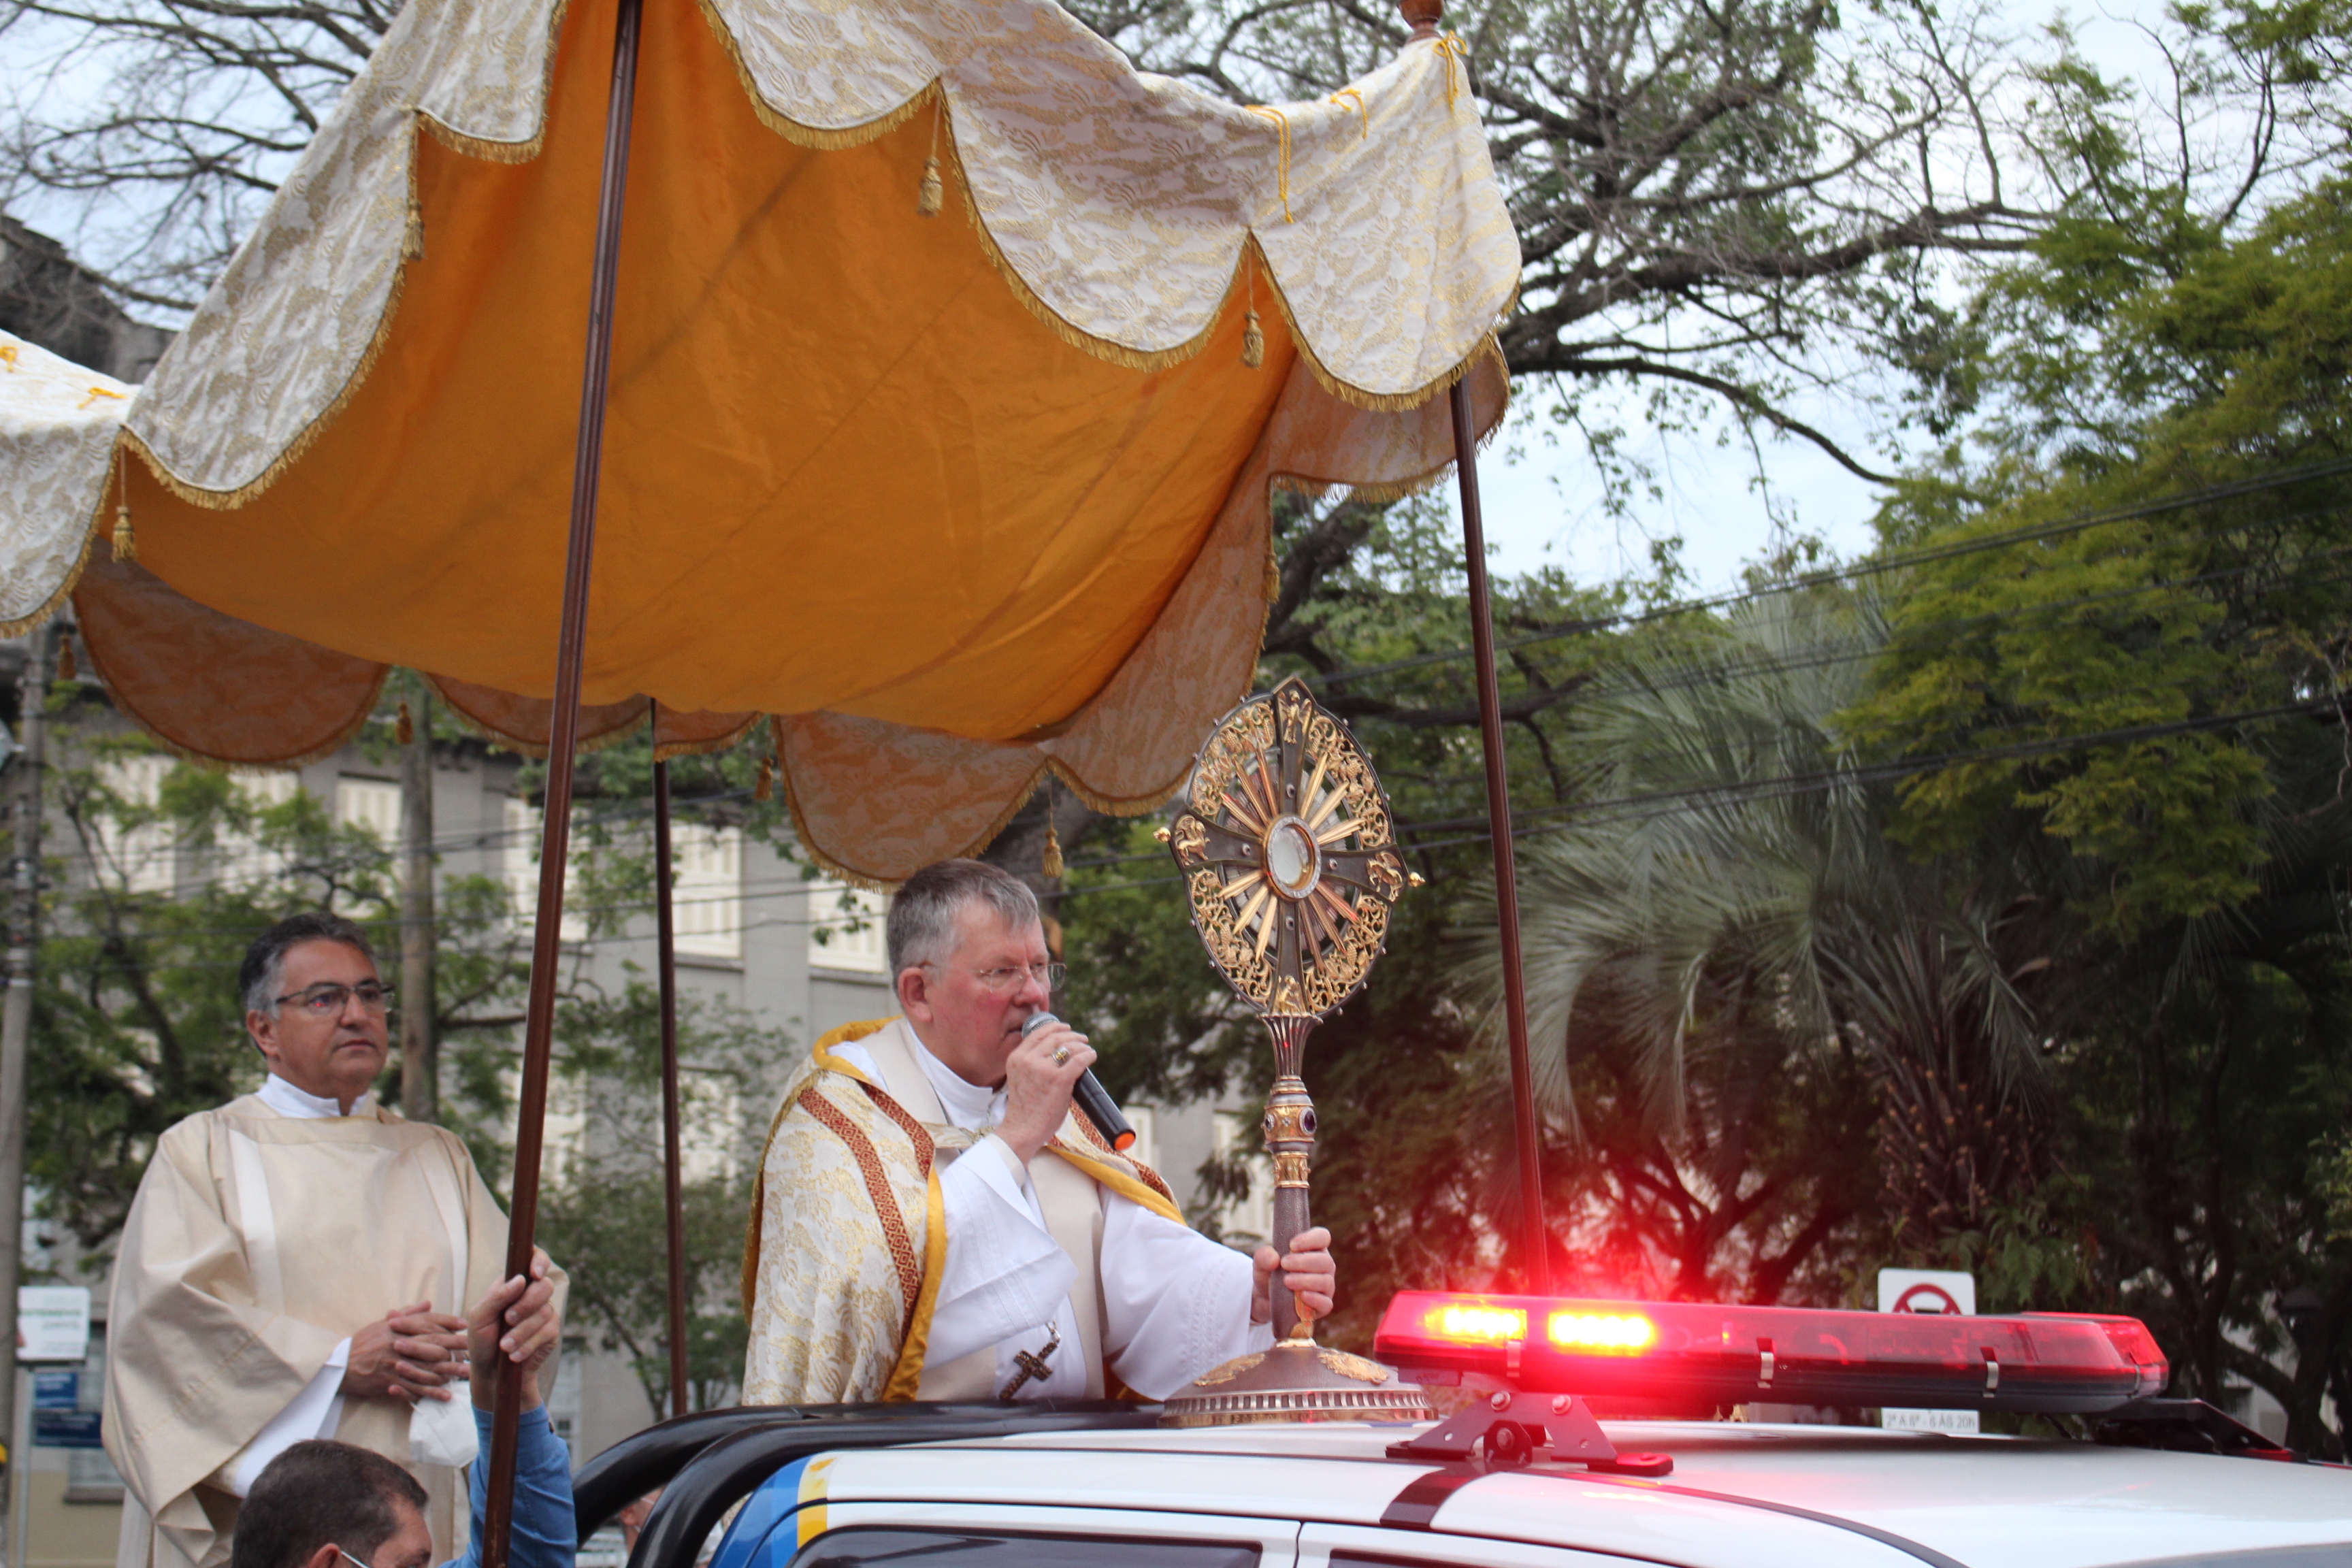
{"left": 227, "top": 1269, "right": 570, "bottom": 1568}
{"left": 105, "top": 912, "right": 565, "bottom": 1568}
{"left": 743, "top": 859, "right": 1337, "bottom": 1405}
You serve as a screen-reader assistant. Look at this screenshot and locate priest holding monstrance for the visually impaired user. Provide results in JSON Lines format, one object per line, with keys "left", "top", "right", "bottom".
{"left": 741, "top": 859, "right": 1337, "bottom": 1403}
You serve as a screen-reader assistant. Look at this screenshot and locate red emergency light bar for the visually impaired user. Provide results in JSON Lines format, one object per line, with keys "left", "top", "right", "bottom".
{"left": 1376, "top": 1292, "right": 2169, "bottom": 1414}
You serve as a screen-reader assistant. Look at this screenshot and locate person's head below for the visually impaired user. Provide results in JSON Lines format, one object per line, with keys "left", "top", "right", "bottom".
{"left": 887, "top": 860, "right": 1064, "bottom": 1089}
{"left": 232, "top": 1440, "right": 432, "bottom": 1568}
{"left": 240, "top": 912, "right": 391, "bottom": 1112}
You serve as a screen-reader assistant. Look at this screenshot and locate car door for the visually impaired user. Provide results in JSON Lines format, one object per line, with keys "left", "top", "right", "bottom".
{"left": 1298, "top": 1523, "right": 1679, "bottom": 1568}
{"left": 779, "top": 1503, "right": 1298, "bottom": 1568}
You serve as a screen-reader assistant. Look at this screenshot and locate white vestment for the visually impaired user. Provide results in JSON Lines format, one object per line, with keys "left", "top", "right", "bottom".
{"left": 103, "top": 1079, "right": 551, "bottom": 1568}
{"left": 830, "top": 1022, "right": 1270, "bottom": 1400}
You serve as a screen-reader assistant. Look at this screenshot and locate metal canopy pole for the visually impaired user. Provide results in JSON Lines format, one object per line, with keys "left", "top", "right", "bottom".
{"left": 481, "top": 0, "right": 644, "bottom": 1553}
{"left": 1448, "top": 378, "right": 1552, "bottom": 1295}
{"left": 651, "top": 713, "right": 689, "bottom": 1418}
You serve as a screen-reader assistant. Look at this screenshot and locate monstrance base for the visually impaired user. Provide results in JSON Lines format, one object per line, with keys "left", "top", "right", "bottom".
{"left": 1159, "top": 1337, "right": 1435, "bottom": 1428}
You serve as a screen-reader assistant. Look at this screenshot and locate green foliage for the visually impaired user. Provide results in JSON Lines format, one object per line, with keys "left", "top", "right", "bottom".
{"left": 27, "top": 711, "right": 405, "bottom": 1245}
{"left": 18, "top": 691, "right": 783, "bottom": 1426}
{"left": 536, "top": 976, "right": 785, "bottom": 1414}
{"left": 1852, "top": 178, "right": 2352, "bottom": 935}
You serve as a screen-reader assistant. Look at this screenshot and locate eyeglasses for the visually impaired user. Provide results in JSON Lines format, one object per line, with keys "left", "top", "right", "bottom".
{"left": 922, "top": 961, "right": 1065, "bottom": 995}
{"left": 276, "top": 981, "right": 395, "bottom": 1016}
{"left": 336, "top": 1548, "right": 375, "bottom": 1568}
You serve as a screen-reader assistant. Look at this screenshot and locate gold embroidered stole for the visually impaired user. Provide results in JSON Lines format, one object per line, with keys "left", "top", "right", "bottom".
{"left": 739, "top": 1017, "right": 1183, "bottom": 1406}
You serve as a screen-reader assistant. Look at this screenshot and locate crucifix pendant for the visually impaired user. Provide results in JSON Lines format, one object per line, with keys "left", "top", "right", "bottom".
{"left": 999, "top": 1318, "right": 1061, "bottom": 1401}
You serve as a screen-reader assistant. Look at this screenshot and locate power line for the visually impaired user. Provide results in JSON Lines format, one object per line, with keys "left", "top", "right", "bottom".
{"left": 1293, "top": 456, "right": 2352, "bottom": 693}
{"left": 1056, "top": 690, "right": 2351, "bottom": 902}
{"left": 1058, "top": 537, "right": 2352, "bottom": 874}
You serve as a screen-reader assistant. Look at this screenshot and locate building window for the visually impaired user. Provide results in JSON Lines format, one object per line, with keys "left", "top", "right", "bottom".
{"left": 806, "top": 880, "right": 886, "bottom": 973}
{"left": 216, "top": 772, "right": 304, "bottom": 889}
{"left": 680, "top": 1066, "right": 744, "bottom": 1183}
{"left": 671, "top": 825, "right": 742, "bottom": 960}
{"left": 503, "top": 798, "right": 587, "bottom": 942}
{"left": 90, "top": 755, "right": 174, "bottom": 893}
{"left": 1124, "top": 1106, "right": 1160, "bottom": 1174}
{"left": 1213, "top": 1111, "right": 1273, "bottom": 1245}
{"left": 336, "top": 776, "right": 402, "bottom": 843}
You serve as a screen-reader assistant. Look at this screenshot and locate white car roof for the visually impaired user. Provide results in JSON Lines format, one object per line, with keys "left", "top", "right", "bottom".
{"left": 798, "top": 1418, "right": 2352, "bottom": 1568}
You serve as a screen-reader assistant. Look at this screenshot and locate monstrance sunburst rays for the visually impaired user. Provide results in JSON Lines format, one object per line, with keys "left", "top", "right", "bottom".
{"left": 1162, "top": 677, "right": 1416, "bottom": 1021}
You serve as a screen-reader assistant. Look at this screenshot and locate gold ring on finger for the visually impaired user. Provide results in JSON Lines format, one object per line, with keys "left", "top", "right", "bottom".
{"left": 1053, "top": 1046, "right": 1072, "bottom": 1066}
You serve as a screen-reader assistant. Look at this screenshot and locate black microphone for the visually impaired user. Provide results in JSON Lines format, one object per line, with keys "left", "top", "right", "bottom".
{"left": 1022, "top": 1010, "right": 1137, "bottom": 1152}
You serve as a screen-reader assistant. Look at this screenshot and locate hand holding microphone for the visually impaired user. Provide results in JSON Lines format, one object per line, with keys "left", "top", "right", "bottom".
{"left": 1000, "top": 1010, "right": 1136, "bottom": 1164}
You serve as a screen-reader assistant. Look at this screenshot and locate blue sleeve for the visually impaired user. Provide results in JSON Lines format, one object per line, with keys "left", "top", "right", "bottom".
{"left": 440, "top": 1405, "right": 576, "bottom": 1568}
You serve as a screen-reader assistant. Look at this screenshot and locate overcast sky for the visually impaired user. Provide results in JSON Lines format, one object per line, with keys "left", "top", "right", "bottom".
{"left": 1458, "top": 0, "right": 2186, "bottom": 593}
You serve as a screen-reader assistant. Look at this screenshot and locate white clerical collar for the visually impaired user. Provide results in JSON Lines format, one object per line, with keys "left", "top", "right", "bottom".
{"left": 904, "top": 1027, "right": 1007, "bottom": 1132}
{"left": 259, "top": 1073, "right": 373, "bottom": 1120}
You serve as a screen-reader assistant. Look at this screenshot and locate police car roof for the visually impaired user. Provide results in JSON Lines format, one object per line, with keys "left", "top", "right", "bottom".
{"left": 808, "top": 1418, "right": 2352, "bottom": 1568}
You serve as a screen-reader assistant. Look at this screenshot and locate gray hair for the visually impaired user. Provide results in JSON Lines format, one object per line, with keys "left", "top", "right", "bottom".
{"left": 885, "top": 860, "right": 1039, "bottom": 977}
{"left": 239, "top": 911, "right": 378, "bottom": 1021}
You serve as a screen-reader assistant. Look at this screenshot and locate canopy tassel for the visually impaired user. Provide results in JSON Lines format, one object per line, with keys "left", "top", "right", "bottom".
{"left": 755, "top": 755, "right": 775, "bottom": 802}
{"left": 1043, "top": 818, "right": 1064, "bottom": 880}
{"left": 917, "top": 98, "right": 945, "bottom": 216}
{"left": 1243, "top": 308, "right": 1264, "bottom": 369}
{"left": 112, "top": 450, "right": 137, "bottom": 562}
{"left": 56, "top": 636, "right": 76, "bottom": 683}
{"left": 404, "top": 195, "right": 425, "bottom": 259}
{"left": 396, "top": 700, "right": 414, "bottom": 745}
{"left": 1265, "top": 546, "right": 1281, "bottom": 605}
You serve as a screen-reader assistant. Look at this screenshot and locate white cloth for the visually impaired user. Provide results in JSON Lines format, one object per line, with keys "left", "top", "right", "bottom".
{"left": 223, "top": 1339, "right": 348, "bottom": 1497}
{"left": 257, "top": 1074, "right": 374, "bottom": 1120}
{"left": 830, "top": 1034, "right": 1271, "bottom": 1400}
{"left": 224, "top": 1076, "right": 476, "bottom": 1488}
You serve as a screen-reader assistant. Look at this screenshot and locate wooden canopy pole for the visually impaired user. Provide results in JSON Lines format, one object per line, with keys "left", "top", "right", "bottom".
{"left": 1448, "top": 378, "right": 1552, "bottom": 1294}
{"left": 651, "top": 715, "right": 691, "bottom": 1418}
{"left": 480, "top": 0, "right": 645, "bottom": 1554}
{"left": 1398, "top": 0, "right": 1550, "bottom": 1292}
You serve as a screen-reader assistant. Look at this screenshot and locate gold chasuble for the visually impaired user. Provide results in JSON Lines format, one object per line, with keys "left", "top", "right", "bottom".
{"left": 740, "top": 1018, "right": 1181, "bottom": 1405}
{"left": 103, "top": 1096, "right": 540, "bottom": 1568}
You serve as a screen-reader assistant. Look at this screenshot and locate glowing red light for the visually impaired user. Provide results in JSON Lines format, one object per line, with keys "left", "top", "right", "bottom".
{"left": 1373, "top": 1290, "right": 2172, "bottom": 1415}
{"left": 1426, "top": 1303, "right": 1528, "bottom": 1344}
{"left": 1548, "top": 1311, "right": 1656, "bottom": 1354}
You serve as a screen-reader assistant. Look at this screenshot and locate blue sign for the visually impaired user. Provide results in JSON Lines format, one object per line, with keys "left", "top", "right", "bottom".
{"left": 33, "top": 1410, "right": 101, "bottom": 1449}
{"left": 31, "top": 1371, "right": 78, "bottom": 1411}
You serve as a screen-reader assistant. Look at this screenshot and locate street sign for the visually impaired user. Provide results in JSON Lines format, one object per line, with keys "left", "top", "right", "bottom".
{"left": 31, "top": 1411, "right": 102, "bottom": 1450}
{"left": 16, "top": 1286, "right": 91, "bottom": 1362}
{"left": 1877, "top": 1268, "right": 1979, "bottom": 1433}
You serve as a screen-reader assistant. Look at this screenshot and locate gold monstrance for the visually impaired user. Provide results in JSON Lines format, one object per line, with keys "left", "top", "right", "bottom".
{"left": 1157, "top": 677, "right": 1435, "bottom": 1426}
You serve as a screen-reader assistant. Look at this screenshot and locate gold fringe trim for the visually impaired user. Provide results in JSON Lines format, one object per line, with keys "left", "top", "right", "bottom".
{"left": 0, "top": 453, "right": 107, "bottom": 639}
{"left": 86, "top": 642, "right": 392, "bottom": 774}
{"left": 423, "top": 674, "right": 653, "bottom": 760}
{"left": 691, "top": 0, "right": 934, "bottom": 151}
{"left": 1263, "top": 336, "right": 1514, "bottom": 505}
{"left": 651, "top": 710, "right": 764, "bottom": 762}
{"left": 777, "top": 713, "right": 1188, "bottom": 892}
{"left": 688, "top": 7, "right": 1513, "bottom": 402}
{"left": 128, "top": 0, "right": 1514, "bottom": 516}
{"left": 123, "top": 0, "right": 578, "bottom": 518}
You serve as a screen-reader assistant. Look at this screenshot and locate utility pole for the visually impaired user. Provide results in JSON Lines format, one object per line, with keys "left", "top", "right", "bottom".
{"left": 0, "top": 623, "right": 57, "bottom": 1563}
{"left": 399, "top": 678, "right": 438, "bottom": 1125}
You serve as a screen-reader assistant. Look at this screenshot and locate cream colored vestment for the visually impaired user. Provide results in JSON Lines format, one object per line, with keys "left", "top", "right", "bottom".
{"left": 740, "top": 1017, "right": 1266, "bottom": 1407}
{"left": 103, "top": 1091, "right": 534, "bottom": 1568}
